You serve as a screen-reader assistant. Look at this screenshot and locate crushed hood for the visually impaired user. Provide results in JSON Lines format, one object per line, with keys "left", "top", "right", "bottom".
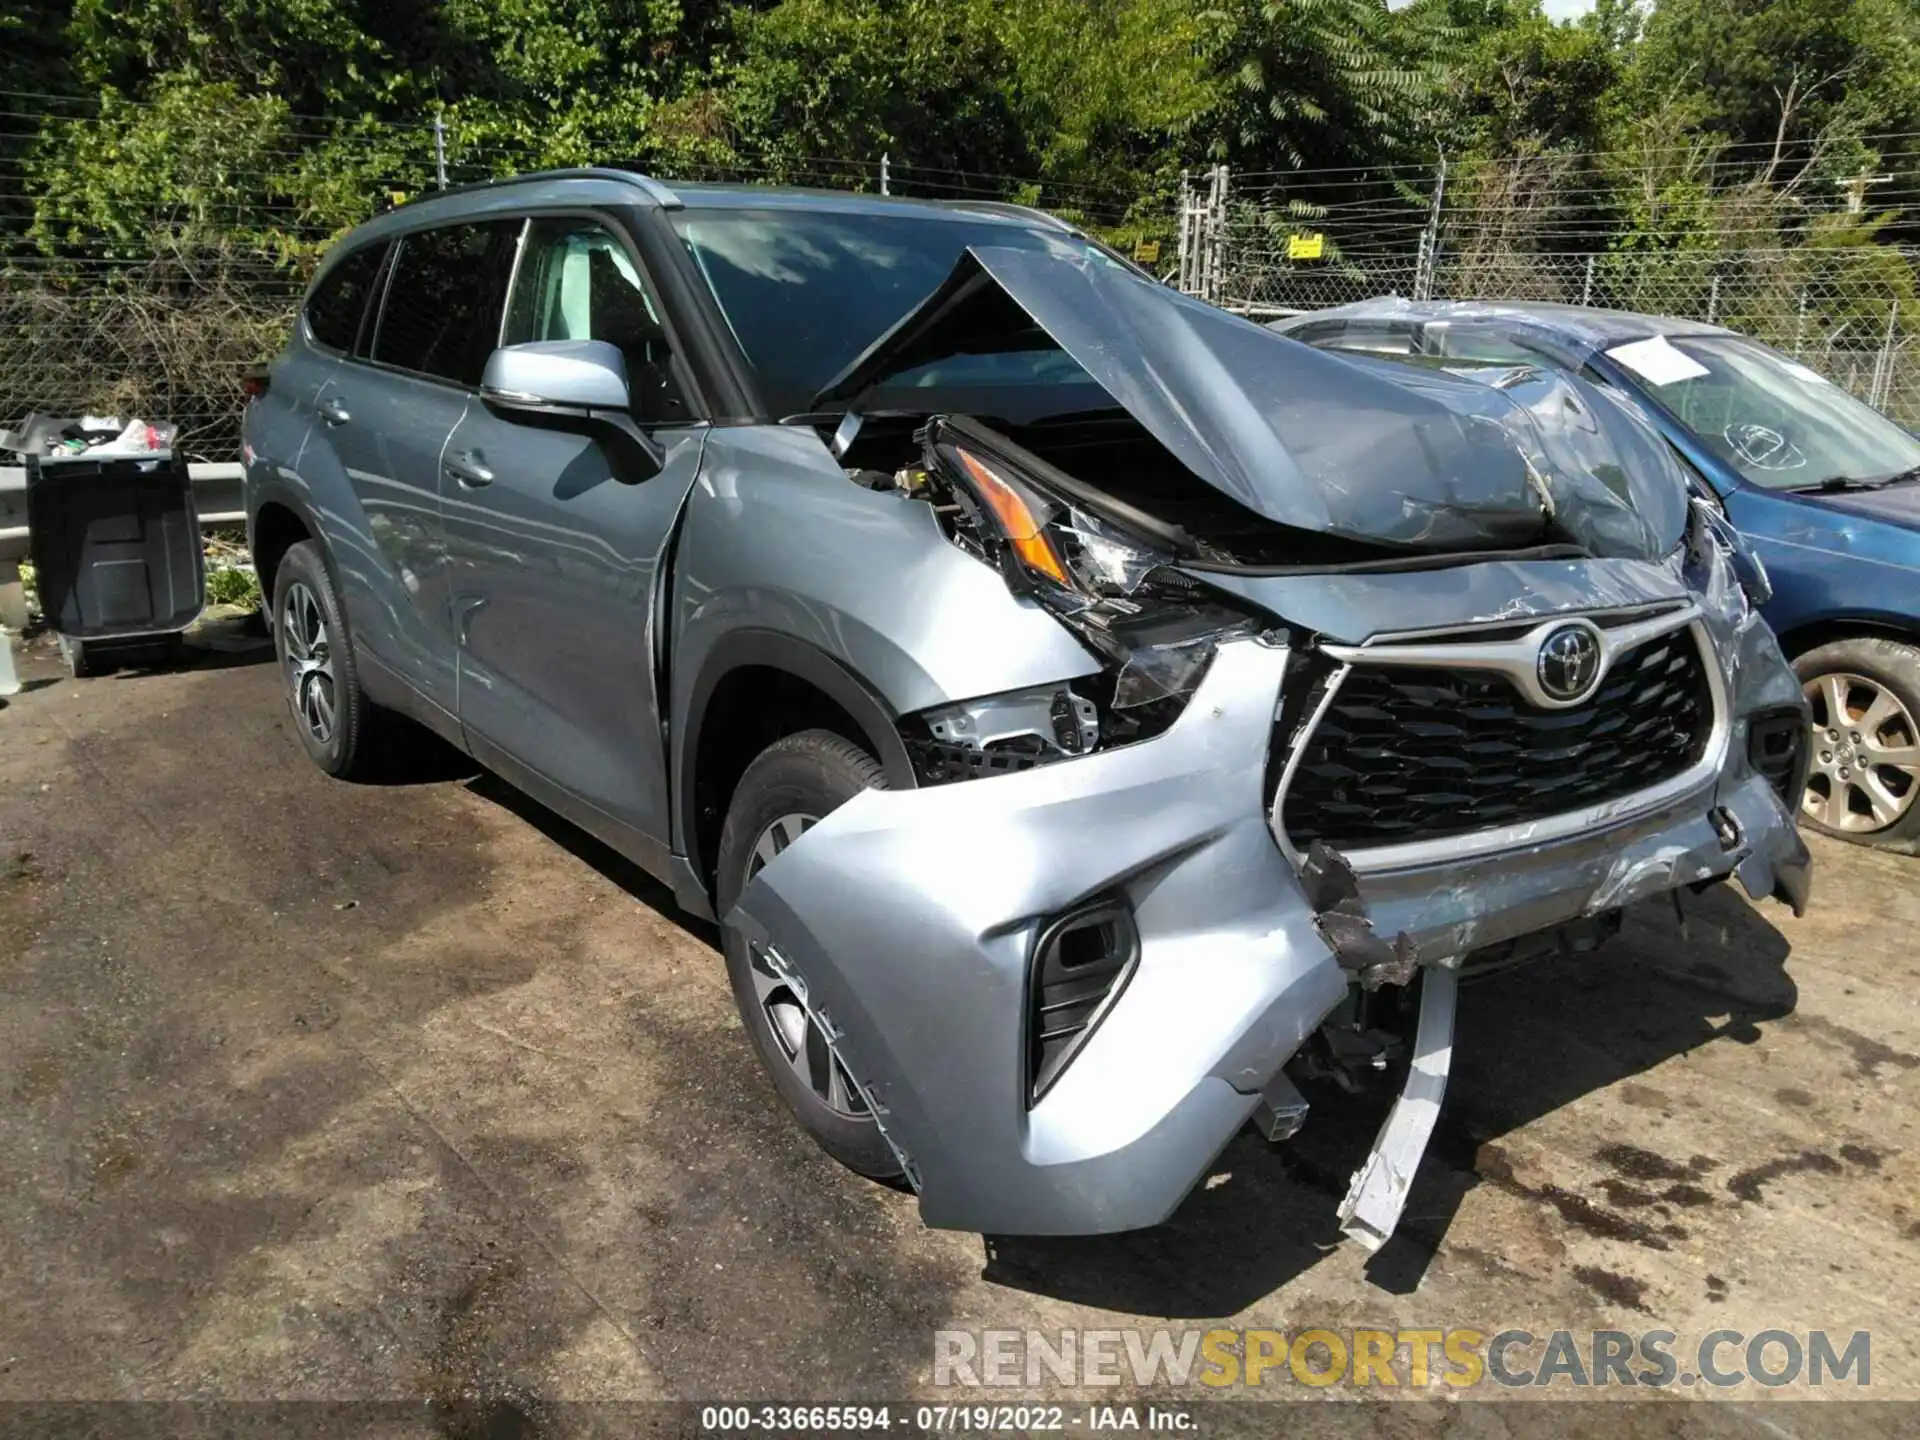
{"left": 814, "top": 242, "right": 1690, "bottom": 560}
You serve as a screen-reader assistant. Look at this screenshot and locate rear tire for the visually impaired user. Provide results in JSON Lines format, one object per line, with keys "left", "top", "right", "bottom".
{"left": 715, "top": 729, "right": 902, "bottom": 1182}
{"left": 271, "top": 540, "right": 388, "bottom": 781}
{"left": 1793, "top": 636, "right": 1920, "bottom": 852}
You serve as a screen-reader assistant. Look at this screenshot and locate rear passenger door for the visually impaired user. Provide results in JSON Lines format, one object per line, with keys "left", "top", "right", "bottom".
{"left": 441, "top": 214, "right": 705, "bottom": 865}
{"left": 309, "top": 220, "right": 519, "bottom": 722}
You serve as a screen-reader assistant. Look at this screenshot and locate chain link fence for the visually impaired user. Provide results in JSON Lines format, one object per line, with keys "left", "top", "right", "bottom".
{"left": 1186, "top": 164, "right": 1920, "bottom": 426}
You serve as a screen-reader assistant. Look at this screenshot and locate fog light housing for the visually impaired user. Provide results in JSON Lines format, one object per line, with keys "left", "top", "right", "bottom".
{"left": 1026, "top": 898, "right": 1140, "bottom": 1105}
{"left": 1747, "top": 708, "right": 1809, "bottom": 807}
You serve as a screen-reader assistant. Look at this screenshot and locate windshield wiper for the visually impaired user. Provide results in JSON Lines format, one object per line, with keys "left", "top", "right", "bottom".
{"left": 1791, "top": 465, "right": 1920, "bottom": 493}
{"left": 1790, "top": 475, "right": 1889, "bottom": 493}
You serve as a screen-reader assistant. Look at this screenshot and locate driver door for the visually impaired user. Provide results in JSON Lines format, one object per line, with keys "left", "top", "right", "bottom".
{"left": 441, "top": 214, "right": 705, "bottom": 867}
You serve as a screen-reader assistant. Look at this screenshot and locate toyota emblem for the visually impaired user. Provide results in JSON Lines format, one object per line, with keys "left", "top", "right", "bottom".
{"left": 1536, "top": 623, "right": 1603, "bottom": 704}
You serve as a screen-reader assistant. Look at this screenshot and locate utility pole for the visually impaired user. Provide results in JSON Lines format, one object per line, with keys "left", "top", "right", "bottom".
{"left": 433, "top": 114, "right": 448, "bottom": 191}
{"left": 1837, "top": 169, "right": 1892, "bottom": 215}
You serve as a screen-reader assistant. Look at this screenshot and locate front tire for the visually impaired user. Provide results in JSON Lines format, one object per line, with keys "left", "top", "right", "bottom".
{"left": 715, "top": 729, "right": 902, "bottom": 1182}
{"left": 1793, "top": 636, "right": 1920, "bottom": 852}
{"left": 271, "top": 540, "right": 387, "bottom": 781}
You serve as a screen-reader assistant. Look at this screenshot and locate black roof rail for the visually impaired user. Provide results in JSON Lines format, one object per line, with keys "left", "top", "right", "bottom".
{"left": 928, "top": 198, "right": 1071, "bottom": 230}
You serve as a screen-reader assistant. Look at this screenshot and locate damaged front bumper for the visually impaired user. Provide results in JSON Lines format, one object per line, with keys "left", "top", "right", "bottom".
{"left": 727, "top": 581, "right": 1810, "bottom": 1240}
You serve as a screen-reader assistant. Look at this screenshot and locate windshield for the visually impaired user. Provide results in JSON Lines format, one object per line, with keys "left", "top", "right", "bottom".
{"left": 670, "top": 208, "right": 1109, "bottom": 415}
{"left": 1605, "top": 333, "right": 1920, "bottom": 491}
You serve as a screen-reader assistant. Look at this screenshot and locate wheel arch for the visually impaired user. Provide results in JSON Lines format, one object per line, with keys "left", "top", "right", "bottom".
{"left": 247, "top": 487, "right": 323, "bottom": 605}
{"left": 678, "top": 630, "right": 917, "bottom": 906}
{"left": 1775, "top": 615, "right": 1920, "bottom": 662}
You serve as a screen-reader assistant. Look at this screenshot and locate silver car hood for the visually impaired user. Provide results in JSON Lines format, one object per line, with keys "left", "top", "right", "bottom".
{"left": 814, "top": 243, "right": 1689, "bottom": 560}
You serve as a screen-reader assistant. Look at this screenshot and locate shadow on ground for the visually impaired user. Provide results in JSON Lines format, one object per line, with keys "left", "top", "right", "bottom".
{"left": 464, "top": 771, "right": 713, "bottom": 944}
{"left": 983, "top": 883, "right": 1796, "bottom": 1317}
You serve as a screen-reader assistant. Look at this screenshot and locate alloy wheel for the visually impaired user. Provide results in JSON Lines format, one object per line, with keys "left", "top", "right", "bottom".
{"left": 281, "top": 581, "right": 338, "bottom": 747}
{"left": 743, "top": 812, "right": 869, "bottom": 1119}
{"left": 1802, "top": 670, "right": 1920, "bottom": 833}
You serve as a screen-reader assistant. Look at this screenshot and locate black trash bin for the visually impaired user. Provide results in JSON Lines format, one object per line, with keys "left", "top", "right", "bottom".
{"left": 25, "top": 450, "right": 205, "bottom": 676}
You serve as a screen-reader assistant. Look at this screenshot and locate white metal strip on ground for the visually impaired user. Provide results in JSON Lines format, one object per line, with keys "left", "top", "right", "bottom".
{"left": 1336, "top": 964, "right": 1459, "bottom": 1251}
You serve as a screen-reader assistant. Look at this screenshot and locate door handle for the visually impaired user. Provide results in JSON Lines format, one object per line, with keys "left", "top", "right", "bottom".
{"left": 315, "top": 398, "right": 351, "bottom": 426}
{"left": 444, "top": 451, "right": 495, "bottom": 488}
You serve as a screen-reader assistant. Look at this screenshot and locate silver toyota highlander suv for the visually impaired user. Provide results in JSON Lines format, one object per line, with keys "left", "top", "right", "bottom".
{"left": 243, "top": 169, "right": 1812, "bottom": 1246}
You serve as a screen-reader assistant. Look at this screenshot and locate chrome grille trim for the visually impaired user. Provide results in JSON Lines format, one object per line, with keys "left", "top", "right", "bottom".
{"left": 1317, "top": 603, "right": 1699, "bottom": 712}
{"left": 1270, "top": 610, "right": 1730, "bottom": 876}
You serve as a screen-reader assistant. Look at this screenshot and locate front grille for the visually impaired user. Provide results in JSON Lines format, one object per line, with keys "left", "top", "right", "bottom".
{"left": 1281, "top": 626, "right": 1714, "bottom": 852}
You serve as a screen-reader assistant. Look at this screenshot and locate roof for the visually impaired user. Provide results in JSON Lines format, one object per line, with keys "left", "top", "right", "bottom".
{"left": 1269, "top": 296, "right": 1735, "bottom": 347}
{"left": 353, "top": 167, "right": 1062, "bottom": 243}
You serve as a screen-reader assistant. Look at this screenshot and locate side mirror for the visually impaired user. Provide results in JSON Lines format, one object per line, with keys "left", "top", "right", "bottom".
{"left": 480, "top": 340, "right": 663, "bottom": 480}
{"left": 482, "top": 339, "right": 631, "bottom": 409}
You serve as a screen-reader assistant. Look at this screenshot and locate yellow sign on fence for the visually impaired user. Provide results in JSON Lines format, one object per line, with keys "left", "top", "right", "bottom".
{"left": 1132, "top": 240, "right": 1161, "bottom": 264}
{"left": 1287, "top": 232, "right": 1326, "bottom": 261}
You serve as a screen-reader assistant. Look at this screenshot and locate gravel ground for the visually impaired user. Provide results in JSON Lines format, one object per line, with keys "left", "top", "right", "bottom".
{"left": 1, "top": 619, "right": 1916, "bottom": 1437}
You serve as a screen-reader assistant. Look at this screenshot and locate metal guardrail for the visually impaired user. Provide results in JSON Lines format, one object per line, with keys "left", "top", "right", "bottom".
{"left": 0, "top": 461, "right": 244, "bottom": 631}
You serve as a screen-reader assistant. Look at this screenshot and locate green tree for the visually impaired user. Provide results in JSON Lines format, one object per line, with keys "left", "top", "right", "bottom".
{"left": 1432, "top": 0, "right": 1620, "bottom": 156}
{"left": 1194, "top": 0, "right": 1450, "bottom": 172}
{"left": 721, "top": 0, "right": 1029, "bottom": 178}
{"left": 1633, "top": 0, "right": 1920, "bottom": 176}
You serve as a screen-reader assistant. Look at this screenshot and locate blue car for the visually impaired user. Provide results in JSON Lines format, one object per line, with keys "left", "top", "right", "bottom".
{"left": 1274, "top": 299, "right": 1920, "bottom": 852}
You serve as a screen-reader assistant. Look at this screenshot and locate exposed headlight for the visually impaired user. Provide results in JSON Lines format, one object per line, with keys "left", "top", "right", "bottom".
{"left": 901, "top": 417, "right": 1268, "bottom": 782}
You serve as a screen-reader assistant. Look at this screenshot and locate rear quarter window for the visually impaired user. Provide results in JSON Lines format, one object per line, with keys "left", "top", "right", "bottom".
{"left": 304, "top": 241, "right": 388, "bottom": 353}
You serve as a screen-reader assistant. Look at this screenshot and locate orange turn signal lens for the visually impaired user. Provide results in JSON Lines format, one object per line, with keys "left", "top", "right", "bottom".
{"left": 954, "top": 448, "right": 1071, "bottom": 588}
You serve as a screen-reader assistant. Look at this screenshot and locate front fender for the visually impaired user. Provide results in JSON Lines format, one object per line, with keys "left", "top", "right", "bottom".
{"left": 667, "top": 425, "right": 1102, "bottom": 877}
{"left": 671, "top": 427, "right": 1098, "bottom": 719}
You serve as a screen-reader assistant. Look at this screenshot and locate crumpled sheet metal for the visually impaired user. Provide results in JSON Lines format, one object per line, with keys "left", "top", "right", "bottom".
{"left": 1343, "top": 536, "right": 1810, "bottom": 956}
{"left": 1331, "top": 349, "right": 1690, "bottom": 560}
{"left": 828, "top": 242, "right": 1691, "bottom": 560}
{"left": 727, "top": 638, "right": 1353, "bottom": 1235}
{"left": 726, "top": 547, "right": 1811, "bottom": 1235}
{"left": 1725, "top": 773, "right": 1814, "bottom": 915}
{"left": 1198, "top": 551, "right": 1696, "bottom": 647}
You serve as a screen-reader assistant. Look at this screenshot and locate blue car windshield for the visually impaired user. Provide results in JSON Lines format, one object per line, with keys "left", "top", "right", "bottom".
{"left": 1607, "top": 333, "right": 1920, "bottom": 491}
{"left": 670, "top": 208, "right": 1114, "bottom": 416}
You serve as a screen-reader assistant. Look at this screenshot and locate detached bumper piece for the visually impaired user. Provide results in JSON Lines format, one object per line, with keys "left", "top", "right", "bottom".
{"left": 1336, "top": 965, "right": 1458, "bottom": 1251}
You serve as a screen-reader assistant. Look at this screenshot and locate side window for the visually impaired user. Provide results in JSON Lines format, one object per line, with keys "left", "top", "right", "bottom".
{"left": 372, "top": 221, "right": 520, "bottom": 386}
{"left": 1428, "top": 325, "right": 1544, "bottom": 365}
{"left": 1287, "top": 319, "right": 1417, "bottom": 355}
{"left": 305, "top": 241, "right": 388, "bottom": 353}
{"left": 502, "top": 217, "right": 690, "bottom": 424}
